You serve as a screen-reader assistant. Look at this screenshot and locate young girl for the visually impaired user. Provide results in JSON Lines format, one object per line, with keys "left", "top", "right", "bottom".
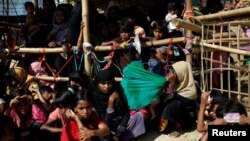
{"left": 164, "top": 1, "right": 183, "bottom": 38}
{"left": 40, "top": 90, "right": 76, "bottom": 141}
{"left": 5, "top": 89, "right": 46, "bottom": 141}
{"left": 61, "top": 89, "right": 110, "bottom": 141}
{"left": 29, "top": 85, "right": 56, "bottom": 115}
{"left": 147, "top": 21, "right": 165, "bottom": 72}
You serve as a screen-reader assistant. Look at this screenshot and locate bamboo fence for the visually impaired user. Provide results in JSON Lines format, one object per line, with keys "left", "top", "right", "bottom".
{"left": 200, "top": 22, "right": 250, "bottom": 108}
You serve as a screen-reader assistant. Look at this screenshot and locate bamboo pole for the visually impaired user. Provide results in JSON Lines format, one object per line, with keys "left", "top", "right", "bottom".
{"left": 214, "top": 20, "right": 250, "bottom": 27}
{"left": 213, "top": 32, "right": 236, "bottom": 39}
{"left": 170, "top": 18, "right": 213, "bottom": 35}
{"left": 95, "top": 37, "right": 185, "bottom": 52}
{"left": 195, "top": 7, "right": 250, "bottom": 22}
{"left": 0, "top": 26, "right": 22, "bottom": 31}
{"left": 34, "top": 0, "right": 38, "bottom": 10}
{"left": 82, "top": 0, "right": 91, "bottom": 75}
{"left": 237, "top": 25, "right": 242, "bottom": 101}
{"left": 5, "top": 47, "right": 67, "bottom": 54}
{"left": 203, "top": 37, "right": 250, "bottom": 43}
{"left": 184, "top": 0, "right": 193, "bottom": 63}
{"left": 35, "top": 76, "right": 69, "bottom": 81}
{"left": 203, "top": 57, "right": 250, "bottom": 73}
{"left": 34, "top": 75, "right": 123, "bottom": 82}
{"left": 212, "top": 88, "right": 249, "bottom": 97}
{"left": 201, "top": 42, "right": 250, "bottom": 56}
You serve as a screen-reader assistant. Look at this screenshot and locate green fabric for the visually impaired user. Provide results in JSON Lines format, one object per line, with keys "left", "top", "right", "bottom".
{"left": 121, "top": 61, "right": 167, "bottom": 110}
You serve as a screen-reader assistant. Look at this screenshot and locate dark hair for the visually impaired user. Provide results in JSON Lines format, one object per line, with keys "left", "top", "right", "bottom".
{"left": 39, "top": 85, "right": 54, "bottom": 95}
{"left": 151, "top": 21, "right": 165, "bottom": 33}
{"left": 210, "top": 90, "right": 225, "bottom": 105}
{"left": 75, "top": 89, "right": 93, "bottom": 106}
{"left": 120, "top": 19, "right": 135, "bottom": 36}
{"left": 55, "top": 90, "right": 76, "bottom": 108}
{"left": 167, "top": 1, "right": 178, "bottom": 11}
{"left": 54, "top": 6, "right": 70, "bottom": 22}
{"left": 215, "top": 99, "right": 248, "bottom": 118}
{"left": 24, "top": 1, "right": 34, "bottom": 10}
{"left": 69, "top": 71, "right": 91, "bottom": 89}
{"left": 10, "top": 88, "right": 31, "bottom": 99}
{"left": 93, "top": 69, "right": 115, "bottom": 86}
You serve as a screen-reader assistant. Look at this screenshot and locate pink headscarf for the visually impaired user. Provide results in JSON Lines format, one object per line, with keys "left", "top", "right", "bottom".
{"left": 29, "top": 61, "right": 54, "bottom": 88}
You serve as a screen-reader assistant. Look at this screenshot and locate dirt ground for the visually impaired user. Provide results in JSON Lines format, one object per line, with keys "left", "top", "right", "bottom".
{"left": 132, "top": 127, "right": 202, "bottom": 141}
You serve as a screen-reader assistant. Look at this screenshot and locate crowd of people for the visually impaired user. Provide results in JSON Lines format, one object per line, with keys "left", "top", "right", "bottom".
{"left": 0, "top": 0, "right": 250, "bottom": 141}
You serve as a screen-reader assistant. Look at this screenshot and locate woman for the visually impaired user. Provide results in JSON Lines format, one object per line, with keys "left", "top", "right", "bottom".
{"left": 92, "top": 69, "right": 130, "bottom": 141}
{"left": 92, "top": 69, "right": 146, "bottom": 141}
{"left": 160, "top": 61, "right": 197, "bottom": 137}
{"left": 61, "top": 89, "right": 110, "bottom": 141}
{"left": 46, "top": 6, "right": 71, "bottom": 76}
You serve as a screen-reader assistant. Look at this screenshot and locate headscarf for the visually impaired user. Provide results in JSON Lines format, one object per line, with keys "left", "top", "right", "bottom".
{"left": 93, "top": 69, "right": 115, "bottom": 86}
{"left": 92, "top": 69, "right": 115, "bottom": 114}
{"left": 29, "top": 61, "right": 55, "bottom": 88}
{"left": 6, "top": 67, "right": 28, "bottom": 88}
{"left": 172, "top": 61, "right": 197, "bottom": 100}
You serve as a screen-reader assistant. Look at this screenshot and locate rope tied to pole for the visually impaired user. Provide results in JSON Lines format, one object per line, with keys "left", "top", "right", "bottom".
{"left": 184, "top": 10, "right": 194, "bottom": 20}
{"left": 73, "top": 46, "right": 84, "bottom": 71}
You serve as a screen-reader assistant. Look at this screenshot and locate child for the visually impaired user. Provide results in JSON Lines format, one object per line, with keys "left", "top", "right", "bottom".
{"left": 101, "top": 19, "right": 139, "bottom": 70}
{"left": 29, "top": 85, "right": 56, "bottom": 115}
{"left": 197, "top": 90, "right": 225, "bottom": 141}
{"left": 24, "top": 1, "right": 35, "bottom": 16}
{"left": 147, "top": 21, "right": 166, "bottom": 120}
{"left": 5, "top": 89, "right": 46, "bottom": 141}
{"left": 61, "top": 89, "right": 110, "bottom": 141}
{"left": 148, "top": 21, "right": 166, "bottom": 71}
{"left": 40, "top": 90, "right": 76, "bottom": 141}
{"left": 164, "top": 1, "right": 183, "bottom": 38}
{"left": 198, "top": 97, "right": 249, "bottom": 141}
{"left": 40, "top": 90, "right": 76, "bottom": 133}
